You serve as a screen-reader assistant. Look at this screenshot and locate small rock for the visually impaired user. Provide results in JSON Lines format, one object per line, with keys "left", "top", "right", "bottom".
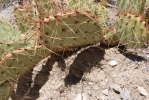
{"left": 88, "top": 82, "right": 93, "bottom": 85}
{"left": 100, "top": 96, "right": 107, "bottom": 100}
{"left": 34, "top": 66, "right": 43, "bottom": 72}
{"left": 138, "top": 86, "right": 149, "bottom": 96}
{"left": 111, "top": 84, "right": 121, "bottom": 93}
{"left": 108, "top": 60, "right": 118, "bottom": 66}
{"left": 74, "top": 93, "right": 88, "bottom": 100}
{"left": 102, "top": 89, "right": 109, "bottom": 96}
{"left": 105, "top": 79, "right": 109, "bottom": 83}
{"left": 120, "top": 88, "right": 130, "bottom": 100}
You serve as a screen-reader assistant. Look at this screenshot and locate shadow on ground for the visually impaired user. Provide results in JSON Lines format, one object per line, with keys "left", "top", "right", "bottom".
{"left": 11, "top": 45, "right": 147, "bottom": 100}
{"left": 118, "top": 45, "right": 146, "bottom": 62}
{"left": 11, "top": 46, "right": 105, "bottom": 100}
{"left": 64, "top": 47, "right": 105, "bottom": 86}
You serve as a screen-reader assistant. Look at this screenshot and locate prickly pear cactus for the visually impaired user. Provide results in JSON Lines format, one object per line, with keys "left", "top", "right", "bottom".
{"left": 36, "top": 0, "right": 108, "bottom": 50}
{"left": 0, "top": 1, "right": 109, "bottom": 99}
{"left": 1, "top": 0, "right": 149, "bottom": 100}
{"left": 14, "top": 0, "right": 108, "bottom": 33}
{"left": 38, "top": 12, "right": 103, "bottom": 50}
{"left": 0, "top": 46, "right": 51, "bottom": 100}
{"left": 104, "top": 13, "right": 149, "bottom": 48}
{"left": 0, "top": 3, "right": 107, "bottom": 99}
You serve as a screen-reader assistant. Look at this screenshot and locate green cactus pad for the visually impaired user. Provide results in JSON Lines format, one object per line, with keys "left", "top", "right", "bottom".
{"left": 0, "top": 17, "right": 34, "bottom": 58}
{"left": 0, "top": 46, "right": 52, "bottom": 100}
{"left": 38, "top": 12, "right": 103, "bottom": 50}
{"left": 104, "top": 13, "right": 149, "bottom": 48}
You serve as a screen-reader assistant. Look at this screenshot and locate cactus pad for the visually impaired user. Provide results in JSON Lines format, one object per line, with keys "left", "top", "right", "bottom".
{"left": 38, "top": 12, "right": 103, "bottom": 50}
{"left": 0, "top": 46, "right": 52, "bottom": 100}
{"left": 104, "top": 13, "right": 149, "bottom": 48}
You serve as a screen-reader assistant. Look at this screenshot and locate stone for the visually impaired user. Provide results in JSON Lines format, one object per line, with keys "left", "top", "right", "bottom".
{"left": 111, "top": 84, "right": 121, "bottom": 93}
{"left": 120, "top": 88, "right": 130, "bottom": 100}
{"left": 108, "top": 60, "right": 118, "bottom": 67}
{"left": 138, "top": 86, "right": 149, "bottom": 96}
{"left": 102, "top": 89, "right": 109, "bottom": 96}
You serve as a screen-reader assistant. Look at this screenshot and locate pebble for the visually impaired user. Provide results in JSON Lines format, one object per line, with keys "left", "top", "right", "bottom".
{"left": 120, "top": 88, "right": 130, "bottom": 100}
{"left": 102, "top": 89, "right": 109, "bottom": 96}
{"left": 111, "top": 84, "right": 122, "bottom": 93}
{"left": 34, "top": 66, "right": 43, "bottom": 72}
{"left": 100, "top": 96, "right": 107, "bottom": 100}
{"left": 108, "top": 60, "right": 118, "bottom": 66}
{"left": 105, "top": 79, "right": 109, "bottom": 83}
{"left": 74, "top": 93, "right": 88, "bottom": 100}
{"left": 88, "top": 82, "right": 93, "bottom": 85}
{"left": 138, "top": 86, "right": 149, "bottom": 96}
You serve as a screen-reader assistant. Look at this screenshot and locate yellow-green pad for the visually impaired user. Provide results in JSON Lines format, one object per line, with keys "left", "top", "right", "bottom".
{"left": 39, "top": 12, "right": 103, "bottom": 50}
